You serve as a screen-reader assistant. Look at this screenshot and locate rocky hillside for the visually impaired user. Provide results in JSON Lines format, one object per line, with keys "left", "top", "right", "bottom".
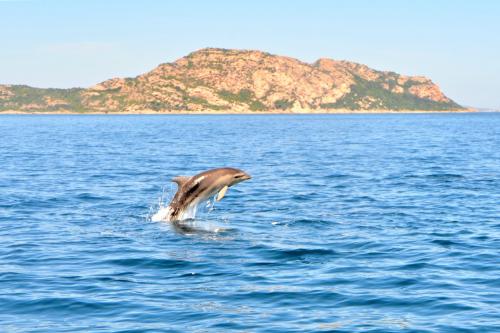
{"left": 0, "top": 48, "right": 464, "bottom": 112}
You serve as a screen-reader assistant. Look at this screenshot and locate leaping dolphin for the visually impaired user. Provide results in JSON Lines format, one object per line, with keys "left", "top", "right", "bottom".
{"left": 165, "top": 167, "right": 251, "bottom": 222}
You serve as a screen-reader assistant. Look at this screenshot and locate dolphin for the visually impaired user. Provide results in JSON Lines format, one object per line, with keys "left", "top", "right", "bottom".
{"left": 165, "top": 167, "right": 251, "bottom": 222}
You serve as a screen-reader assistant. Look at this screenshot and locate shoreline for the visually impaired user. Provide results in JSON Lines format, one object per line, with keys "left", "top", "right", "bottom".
{"left": 0, "top": 108, "right": 479, "bottom": 115}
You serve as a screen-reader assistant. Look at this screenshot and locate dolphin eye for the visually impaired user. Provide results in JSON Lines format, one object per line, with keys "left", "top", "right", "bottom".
{"left": 234, "top": 174, "right": 243, "bottom": 178}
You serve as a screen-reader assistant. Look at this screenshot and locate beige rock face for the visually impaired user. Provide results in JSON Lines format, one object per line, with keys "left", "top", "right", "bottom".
{"left": 0, "top": 85, "right": 14, "bottom": 100}
{"left": 0, "top": 48, "right": 463, "bottom": 112}
{"left": 408, "top": 83, "right": 450, "bottom": 102}
{"left": 44, "top": 96, "right": 69, "bottom": 107}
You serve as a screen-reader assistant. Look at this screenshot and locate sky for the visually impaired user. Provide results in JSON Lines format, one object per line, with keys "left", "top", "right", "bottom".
{"left": 1, "top": 0, "right": 499, "bottom": 108}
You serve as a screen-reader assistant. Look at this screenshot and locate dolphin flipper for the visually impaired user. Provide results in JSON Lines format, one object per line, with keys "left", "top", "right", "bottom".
{"left": 216, "top": 185, "right": 228, "bottom": 201}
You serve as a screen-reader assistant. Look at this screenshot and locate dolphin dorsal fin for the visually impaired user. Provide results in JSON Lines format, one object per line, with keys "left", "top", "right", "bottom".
{"left": 171, "top": 176, "right": 190, "bottom": 188}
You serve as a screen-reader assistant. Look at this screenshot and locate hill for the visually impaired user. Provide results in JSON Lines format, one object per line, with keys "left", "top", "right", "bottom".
{"left": 0, "top": 48, "right": 465, "bottom": 113}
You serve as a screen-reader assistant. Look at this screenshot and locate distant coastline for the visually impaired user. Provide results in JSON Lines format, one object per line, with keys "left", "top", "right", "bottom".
{"left": 0, "top": 108, "right": 476, "bottom": 115}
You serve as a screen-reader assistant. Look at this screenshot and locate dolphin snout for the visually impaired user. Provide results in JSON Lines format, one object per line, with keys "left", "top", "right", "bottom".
{"left": 234, "top": 171, "right": 251, "bottom": 182}
{"left": 242, "top": 173, "right": 251, "bottom": 180}
{"left": 231, "top": 169, "right": 251, "bottom": 184}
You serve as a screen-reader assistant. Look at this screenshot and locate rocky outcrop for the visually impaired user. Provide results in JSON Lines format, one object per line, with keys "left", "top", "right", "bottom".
{"left": 0, "top": 48, "right": 464, "bottom": 112}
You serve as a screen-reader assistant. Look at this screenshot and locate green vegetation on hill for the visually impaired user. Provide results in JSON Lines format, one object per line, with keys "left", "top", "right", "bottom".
{"left": 218, "top": 89, "right": 254, "bottom": 103}
{"left": 0, "top": 85, "right": 85, "bottom": 112}
{"left": 274, "top": 99, "right": 294, "bottom": 110}
{"left": 321, "top": 76, "right": 463, "bottom": 110}
{"left": 218, "top": 89, "right": 266, "bottom": 111}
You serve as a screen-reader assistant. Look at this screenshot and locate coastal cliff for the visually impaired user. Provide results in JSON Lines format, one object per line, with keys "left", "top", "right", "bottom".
{"left": 0, "top": 48, "right": 464, "bottom": 113}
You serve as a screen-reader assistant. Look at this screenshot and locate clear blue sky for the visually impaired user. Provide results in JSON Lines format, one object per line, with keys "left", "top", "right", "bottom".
{"left": 1, "top": 0, "right": 499, "bottom": 108}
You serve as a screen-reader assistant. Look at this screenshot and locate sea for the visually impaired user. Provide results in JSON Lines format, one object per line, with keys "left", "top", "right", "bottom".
{"left": 0, "top": 113, "right": 499, "bottom": 332}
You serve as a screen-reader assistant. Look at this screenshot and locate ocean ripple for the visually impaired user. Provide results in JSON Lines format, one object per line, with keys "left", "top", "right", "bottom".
{"left": 0, "top": 113, "right": 499, "bottom": 332}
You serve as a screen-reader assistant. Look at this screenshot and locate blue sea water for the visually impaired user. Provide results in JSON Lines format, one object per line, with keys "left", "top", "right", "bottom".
{"left": 0, "top": 113, "right": 499, "bottom": 332}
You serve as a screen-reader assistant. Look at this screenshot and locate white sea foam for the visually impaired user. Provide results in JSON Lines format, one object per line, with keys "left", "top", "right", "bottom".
{"left": 149, "top": 184, "right": 174, "bottom": 222}
{"left": 151, "top": 206, "right": 172, "bottom": 222}
{"left": 150, "top": 186, "right": 217, "bottom": 222}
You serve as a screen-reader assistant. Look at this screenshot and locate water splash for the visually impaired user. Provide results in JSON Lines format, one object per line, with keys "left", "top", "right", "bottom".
{"left": 149, "top": 184, "right": 174, "bottom": 222}
{"left": 150, "top": 186, "right": 218, "bottom": 222}
{"left": 151, "top": 206, "right": 173, "bottom": 222}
